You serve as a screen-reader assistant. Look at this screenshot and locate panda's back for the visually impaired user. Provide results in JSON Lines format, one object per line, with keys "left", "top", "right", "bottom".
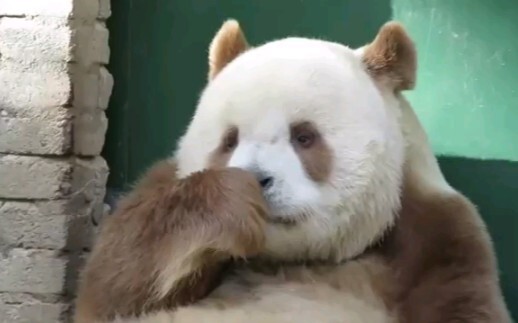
{"left": 131, "top": 255, "right": 397, "bottom": 323}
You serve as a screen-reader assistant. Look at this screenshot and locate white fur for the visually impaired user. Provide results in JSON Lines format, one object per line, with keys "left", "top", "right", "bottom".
{"left": 105, "top": 32, "right": 449, "bottom": 323}
{"left": 175, "top": 37, "right": 405, "bottom": 263}
{"left": 398, "top": 95, "right": 455, "bottom": 195}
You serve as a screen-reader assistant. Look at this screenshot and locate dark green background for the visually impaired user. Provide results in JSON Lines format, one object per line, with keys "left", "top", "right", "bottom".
{"left": 104, "top": 1, "right": 517, "bottom": 319}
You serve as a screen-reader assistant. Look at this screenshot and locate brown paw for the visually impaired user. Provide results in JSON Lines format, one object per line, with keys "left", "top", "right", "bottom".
{"left": 176, "top": 167, "right": 269, "bottom": 258}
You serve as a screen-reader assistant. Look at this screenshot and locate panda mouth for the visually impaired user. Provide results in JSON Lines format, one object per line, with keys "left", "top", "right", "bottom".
{"left": 264, "top": 202, "right": 310, "bottom": 226}
{"left": 267, "top": 213, "right": 304, "bottom": 226}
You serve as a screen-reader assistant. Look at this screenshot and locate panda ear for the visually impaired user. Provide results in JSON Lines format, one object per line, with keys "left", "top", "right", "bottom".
{"left": 361, "top": 21, "right": 417, "bottom": 91}
{"left": 208, "top": 19, "right": 250, "bottom": 81}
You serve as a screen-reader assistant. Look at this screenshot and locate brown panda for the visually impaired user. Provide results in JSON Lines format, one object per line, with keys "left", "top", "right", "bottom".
{"left": 73, "top": 20, "right": 511, "bottom": 323}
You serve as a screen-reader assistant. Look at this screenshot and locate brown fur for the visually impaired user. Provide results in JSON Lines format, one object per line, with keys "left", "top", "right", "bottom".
{"left": 208, "top": 127, "right": 239, "bottom": 169}
{"left": 290, "top": 121, "right": 333, "bottom": 183}
{"left": 74, "top": 19, "right": 510, "bottom": 323}
{"left": 362, "top": 21, "right": 417, "bottom": 91}
{"left": 208, "top": 148, "right": 233, "bottom": 170}
{"left": 379, "top": 171, "right": 512, "bottom": 323}
{"left": 73, "top": 161, "right": 268, "bottom": 322}
{"left": 208, "top": 20, "right": 250, "bottom": 80}
{"left": 365, "top": 22, "right": 509, "bottom": 322}
{"left": 168, "top": 255, "right": 398, "bottom": 323}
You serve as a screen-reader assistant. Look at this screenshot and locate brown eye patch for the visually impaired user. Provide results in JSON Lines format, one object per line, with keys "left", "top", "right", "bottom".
{"left": 291, "top": 123, "right": 317, "bottom": 149}
{"left": 290, "top": 121, "right": 333, "bottom": 183}
{"left": 208, "top": 126, "right": 239, "bottom": 169}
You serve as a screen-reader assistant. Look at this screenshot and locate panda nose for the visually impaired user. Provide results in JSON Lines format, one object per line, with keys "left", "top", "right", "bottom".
{"left": 258, "top": 175, "right": 274, "bottom": 189}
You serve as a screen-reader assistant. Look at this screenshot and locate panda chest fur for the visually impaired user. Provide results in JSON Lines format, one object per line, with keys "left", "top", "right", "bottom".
{"left": 173, "top": 255, "right": 398, "bottom": 323}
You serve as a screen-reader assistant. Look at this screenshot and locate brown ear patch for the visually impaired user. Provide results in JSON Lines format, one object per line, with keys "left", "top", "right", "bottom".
{"left": 208, "top": 19, "right": 250, "bottom": 80}
{"left": 362, "top": 21, "right": 417, "bottom": 91}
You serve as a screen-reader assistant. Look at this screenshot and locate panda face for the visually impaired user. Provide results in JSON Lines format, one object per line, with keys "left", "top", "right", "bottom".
{"left": 222, "top": 115, "right": 334, "bottom": 227}
{"left": 175, "top": 37, "right": 405, "bottom": 262}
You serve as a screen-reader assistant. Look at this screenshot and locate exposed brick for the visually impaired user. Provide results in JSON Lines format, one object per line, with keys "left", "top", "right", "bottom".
{"left": 0, "top": 62, "right": 71, "bottom": 112}
{"left": 0, "top": 1, "right": 113, "bottom": 319}
{"left": 63, "top": 157, "right": 108, "bottom": 250}
{"left": 0, "top": 293, "right": 67, "bottom": 323}
{"left": 0, "top": 0, "right": 101, "bottom": 19}
{"left": 73, "top": 109, "right": 108, "bottom": 156}
{"left": 98, "top": 67, "right": 114, "bottom": 109}
{"left": 65, "top": 200, "right": 103, "bottom": 252}
{"left": 72, "top": 21, "right": 110, "bottom": 66}
{"left": 98, "top": 0, "right": 111, "bottom": 19}
{"left": 0, "top": 249, "right": 66, "bottom": 294}
{"left": 65, "top": 251, "right": 89, "bottom": 296}
{"left": 65, "top": 211, "right": 95, "bottom": 252}
{"left": 72, "top": 0, "right": 99, "bottom": 19}
{"left": 0, "top": 155, "right": 72, "bottom": 199}
{"left": 0, "top": 201, "right": 70, "bottom": 250}
{"left": 0, "top": 0, "right": 73, "bottom": 17}
{"left": 0, "top": 17, "right": 71, "bottom": 64}
{"left": 72, "top": 67, "right": 98, "bottom": 109}
{"left": 0, "top": 108, "right": 72, "bottom": 155}
{"left": 96, "top": 203, "right": 111, "bottom": 228}
{"left": 72, "top": 157, "right": 109, "bottom": 204}
{"left": 0, "top": 198, "right": 106, "bottom": 254}
{"left": 72, "top": 66, "right": 113, "bottom": 110}
{"left": 0, "top": 0, "right": 113, "bottom": 321}
{"left": 0, "top": 157, "right": 108, "bottom": 248}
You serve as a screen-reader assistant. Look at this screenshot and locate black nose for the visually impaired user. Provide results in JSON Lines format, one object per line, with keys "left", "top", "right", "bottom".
{"left": 259, "top": 176, "right": 274, "bottom": 189}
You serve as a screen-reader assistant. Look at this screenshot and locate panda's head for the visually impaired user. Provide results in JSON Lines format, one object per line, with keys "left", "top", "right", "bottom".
{"left": 175, "top": 20, "right": 417, "bottom": 263}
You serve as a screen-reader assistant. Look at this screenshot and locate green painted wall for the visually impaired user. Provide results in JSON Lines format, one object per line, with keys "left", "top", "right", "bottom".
{"left": 392, "top": 2, "right": 518, "bottom": 317}
{"left": 104, "top": 0, "right": 391, "bottom": 190}
{"left": 393, "top": 0, "right": 518, "bottom": 161}
{"left": 439, "top": 157, "right": 517, "bottom": 321}
{"left": 104, "top": 0, "right": 516, "bottom": 319}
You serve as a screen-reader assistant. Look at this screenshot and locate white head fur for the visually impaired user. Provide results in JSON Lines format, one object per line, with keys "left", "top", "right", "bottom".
{"left": 175, "top": 20, "right": 418, "bottom": 263}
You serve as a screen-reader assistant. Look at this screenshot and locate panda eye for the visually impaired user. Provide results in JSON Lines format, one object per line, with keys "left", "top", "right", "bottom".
{"left": 291, "top": 122, "right": 317, "bottom": 149}
{"left": 222, "top": 127, "right": 238, "bottom": 152}
{"left": 296, "top": 132, "right": 315, "bottom": 148}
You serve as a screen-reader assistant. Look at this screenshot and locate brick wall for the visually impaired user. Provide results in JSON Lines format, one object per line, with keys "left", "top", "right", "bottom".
{"left": 0, "top": 0, "right": 113, "bottom": 321}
